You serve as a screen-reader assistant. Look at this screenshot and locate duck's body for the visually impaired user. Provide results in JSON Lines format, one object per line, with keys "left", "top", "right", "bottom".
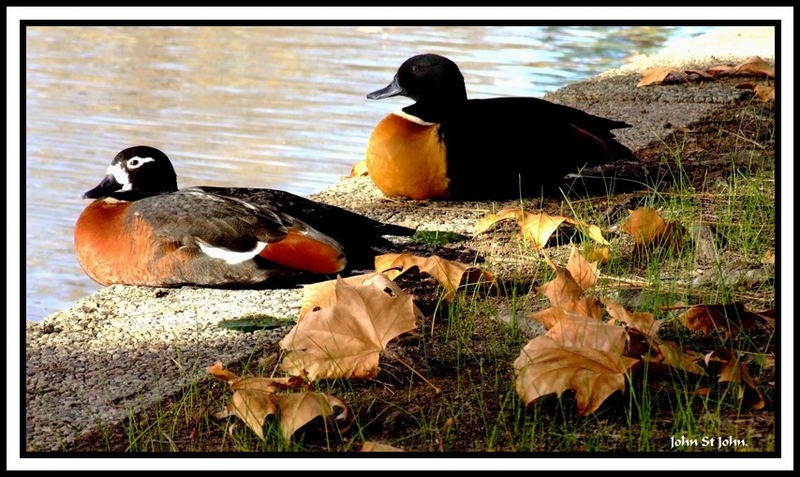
{"left": 75, "top": 146, "right": 415, "bottom": 287}
{"left": 366, "top": 54, "right": 634, "bottom": 199}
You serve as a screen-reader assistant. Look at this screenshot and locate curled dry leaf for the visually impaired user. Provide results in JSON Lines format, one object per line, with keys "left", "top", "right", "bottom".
{"left": 538, "top": 268, "right": 584, "bottom": 306}
{"left": 374, "top": 253, "right": 494, "bottom": 302}
{"left": 528, "top": 259, "right": 602, "bottom": 329}
{"left": 677, "top": 303, "right": 768, "bottom": 337}
{"left": 637, "top": 67, "right": 689, "bottom": 87}
{"left": 704, "top": 349, "right": 765, "bottom": 409}
{"left": 529, "top": 302, "right": 601, "bottom": 330}
{"left": 707, "top": 56, "right": 775, "bottom": 79}
{"left": 206, "top": 362, "right": 345, "bottom": 440}
{"left": 276, "top": 392, "right": 348, "bottom": 441}
{"left": 349, "top": 160, "right": 369, "bottom": 177}
{"left": 546, "top": 314, "right": 628, "bottom": 355}
{"left": 619, "top": 207, "right": 685, "bottom": 253}
{"left": 566, "top": 245, "right": 599, "bottom": 291}
{"left": 476, "top": 209, "right": 607, "bottom": 250}
{"left": 583, "top": 244, "right": 611, "bottom": 264}
{"left": 299, "top": 272, "right": 387, "bottom": 321}
{"left": 733, "top": 56, "right": 775, "bottom": 78}
{"left": 280, "top": 276, "right": 420, "bottom": 380}
{"left": 650, "top": 341, "right": 706, "bottom": 376}
{"left": 602, "top": 298, "right": 661, "bottom": 337}
{"left": 361, "top": 441, "right": 405, "bottom": 452}
{"left": 736, "top": 82, "right": 775, "bottom": 103}
{"left": 514, "top": 334, "right": 638, "bottom": 415}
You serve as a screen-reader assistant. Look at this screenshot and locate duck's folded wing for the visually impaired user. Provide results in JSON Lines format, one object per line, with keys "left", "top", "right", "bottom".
{"left": 130, "top": 189, "right": 289, "bottom": 258}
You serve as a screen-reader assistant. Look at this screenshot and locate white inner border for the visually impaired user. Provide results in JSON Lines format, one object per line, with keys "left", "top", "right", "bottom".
{"left": 8, "top": 6, "right": 794, "bottom": 471}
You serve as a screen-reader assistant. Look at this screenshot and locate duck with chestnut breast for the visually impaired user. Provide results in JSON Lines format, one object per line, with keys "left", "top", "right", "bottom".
{"left": 74, "top": 146, "right": 415, "bottom": 287}
{"left": 365, "top": 53, "right": 634, "bottom": 199}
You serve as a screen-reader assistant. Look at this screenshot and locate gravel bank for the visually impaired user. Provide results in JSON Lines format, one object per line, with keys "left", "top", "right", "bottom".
{"left": 25, "top": 26, "right": 775, "bottom": 452}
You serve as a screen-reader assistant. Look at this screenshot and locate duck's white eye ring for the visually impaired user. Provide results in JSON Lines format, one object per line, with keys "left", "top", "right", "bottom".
{"left": 127, "top": 156, "right": 154, "bottom": 169}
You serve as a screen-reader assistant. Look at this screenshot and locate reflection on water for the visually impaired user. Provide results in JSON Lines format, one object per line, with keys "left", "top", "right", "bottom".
{"left": 25, "top": 25, "right": 715, "bottom": 321}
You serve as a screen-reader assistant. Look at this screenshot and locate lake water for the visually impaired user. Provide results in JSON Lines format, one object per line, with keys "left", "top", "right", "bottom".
{"left": 25, "top": 25, "right": 716, "bottom": 321}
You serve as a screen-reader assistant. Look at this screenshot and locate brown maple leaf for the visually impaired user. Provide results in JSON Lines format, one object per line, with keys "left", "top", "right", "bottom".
{"left": 736, "top": 82, "right": 775, "bottom": 102}
{"left": 583, "top": 244, "right": 611, "bottom": 264}
{"left": 545, "top": 314, "right": 628, "bottom": 355}
{"left": 602, "top": 298, "right": 661, "bottom": 337}
{"left": 566, "top": 245, "right": 599, "bottom": 291}
{"left": 374, "top": 253, "right": 494, "bottom": 302}
{"left": 707, "top": 56, "right": 775, "bottom": 79}
{"left": 704, "top": 349, "right": 765, "bottom": 409}
{"left": 637, "top": 67, "right": 689, "bottom": 87}
{"left": 476, "top": 209, "right": 607, "bottom": 250}
{"left": 649, "top": 340, "right": 706, "bottom": 376}
{"left": 280, "top": 276, "right": 420, "bottom": 380}
{"left": 619, "top": 207, "right": 685, "bottom": 253}
{"left": 298, "top": 272, "right": 387, "bottom": 321}
{"left": 514, "top": 335, "right": 638, "bottom": 415}
{"left": 677, "top": 303, "right": 766, "bottom": 337}
{"left": 207, "top": 362, "right": 345, "bottom": 440}
{"left": 349, "top": 160, "right": 369, "bottom": 177}
{"left": 275, "top": 392, "right": 348, "bottom": 441}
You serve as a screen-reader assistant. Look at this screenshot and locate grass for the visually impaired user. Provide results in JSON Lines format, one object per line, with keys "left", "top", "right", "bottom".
{"left": 66, "top": 99, "right": 775, "bottom": 454}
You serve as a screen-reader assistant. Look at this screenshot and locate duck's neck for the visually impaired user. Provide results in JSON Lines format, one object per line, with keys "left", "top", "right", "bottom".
{"left": 108, "top": 189, "right": 175, "bottom": 202}
{"left": 403, "top": 98, "right": 466, "bottom": 124}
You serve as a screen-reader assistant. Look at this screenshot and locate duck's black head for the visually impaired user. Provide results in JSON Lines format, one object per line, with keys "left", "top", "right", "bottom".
{"left": 83, "top": 146, "right": 178, "bottom": 200}
{"left": 367, "top": 54, "right": 468, "bottom": 119}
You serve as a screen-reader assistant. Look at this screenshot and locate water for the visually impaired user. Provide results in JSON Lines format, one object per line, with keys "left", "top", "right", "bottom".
{"left": 25, "top": 25, "right": 716, "bottom": 321}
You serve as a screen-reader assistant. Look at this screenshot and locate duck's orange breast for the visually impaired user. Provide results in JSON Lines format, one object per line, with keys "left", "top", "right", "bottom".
{"left": 365, "top": 112, "right": 450, "bottom": 199}
{"left": 74, "top": 199, "right": 190, "bottom": 286}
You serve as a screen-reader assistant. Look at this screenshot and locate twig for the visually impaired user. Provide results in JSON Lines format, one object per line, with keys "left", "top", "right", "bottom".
{"left": 718, "top": 128, "right": 768, "bottom": 150}
{"left": 389, "top": 351, "right": 441, "bottom": 394}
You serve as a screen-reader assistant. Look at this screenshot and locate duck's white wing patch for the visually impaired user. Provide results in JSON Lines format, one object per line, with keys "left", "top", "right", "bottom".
{"left": 196, "top": 239, "right": 268, "bottom": 264}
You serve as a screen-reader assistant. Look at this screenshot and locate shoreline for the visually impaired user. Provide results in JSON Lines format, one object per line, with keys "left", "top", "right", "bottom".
{"left": 25, "top": 27, "right": 775, "bottom": 452}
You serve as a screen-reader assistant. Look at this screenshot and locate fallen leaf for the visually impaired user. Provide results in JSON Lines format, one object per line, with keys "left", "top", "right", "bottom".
{"left": 761, "top": 249, "right": 775, "bottom": 265}
{"left": 514, "top": 335, "right": 638, "bottom": 415}
{"left": 275, "top": 392, "right": 348, "bottom": 441}
{"left": 619, "top": 207, "right": 685, "bottom": 253}
{"left": 207, "top": 361, "right": 242, "bottom": 385}
{"left": 545, "top": 314, "right": 628, "bottom": 355}
{"left": 350, "top": 160, "right": 369, "bottom": 177}
{"left": 528, "top": 300, "right": 603, "bottom": 329}
{"left": 207, "top": 363, "right": 311, "bottom": 440}
{"left": 538, "top": 268, "right": 583, "bottom": 306}
{"left": 566, "top": 245, "right": 599, "bottom": 291}
{"left": 583, "top": 244, "right": 611, "bottom": 264}
{"left": 677, "top": 303, "right": 765, "bottom": 336}
{"left": 704, "top": 349, "right": 765, "bottom": 409}
{"left": 637, "top": 67, "right": 688, "bottom": 87}
{"left": 602, "top": 299, "right": 661, "bottom": 337}
{"left": 375, "top": 253, "right": 494, "bottom": 302}
{"left": 707, "top": 56, "right": 774, "bottom": 79}
{"left": 736, "top": 82, "right": 775, "bottom": 102}
{"left": 361, "top": 441, "right": 405, "bottom": 452}
{"left": 299, "top": 272, "right": 387, "bottom": 321}
{"left": 649, "top": 341, "right": 706, "bottom": 375}
{"left": 476, "top": 209, "right": 607, "bottom": 249}
{"left": 733, "top": 56, "right": 775, "bottom": 78}
{"left": 280, "top": 277, "right": 420, "bottom": 380}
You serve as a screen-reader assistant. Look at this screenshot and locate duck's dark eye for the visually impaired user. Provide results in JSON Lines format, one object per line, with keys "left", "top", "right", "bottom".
{"left": 410, "top": 65, "right": 419, "bottom": 73}
{"left": 128, "top": 159, "right": 140, "bottom": 168}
